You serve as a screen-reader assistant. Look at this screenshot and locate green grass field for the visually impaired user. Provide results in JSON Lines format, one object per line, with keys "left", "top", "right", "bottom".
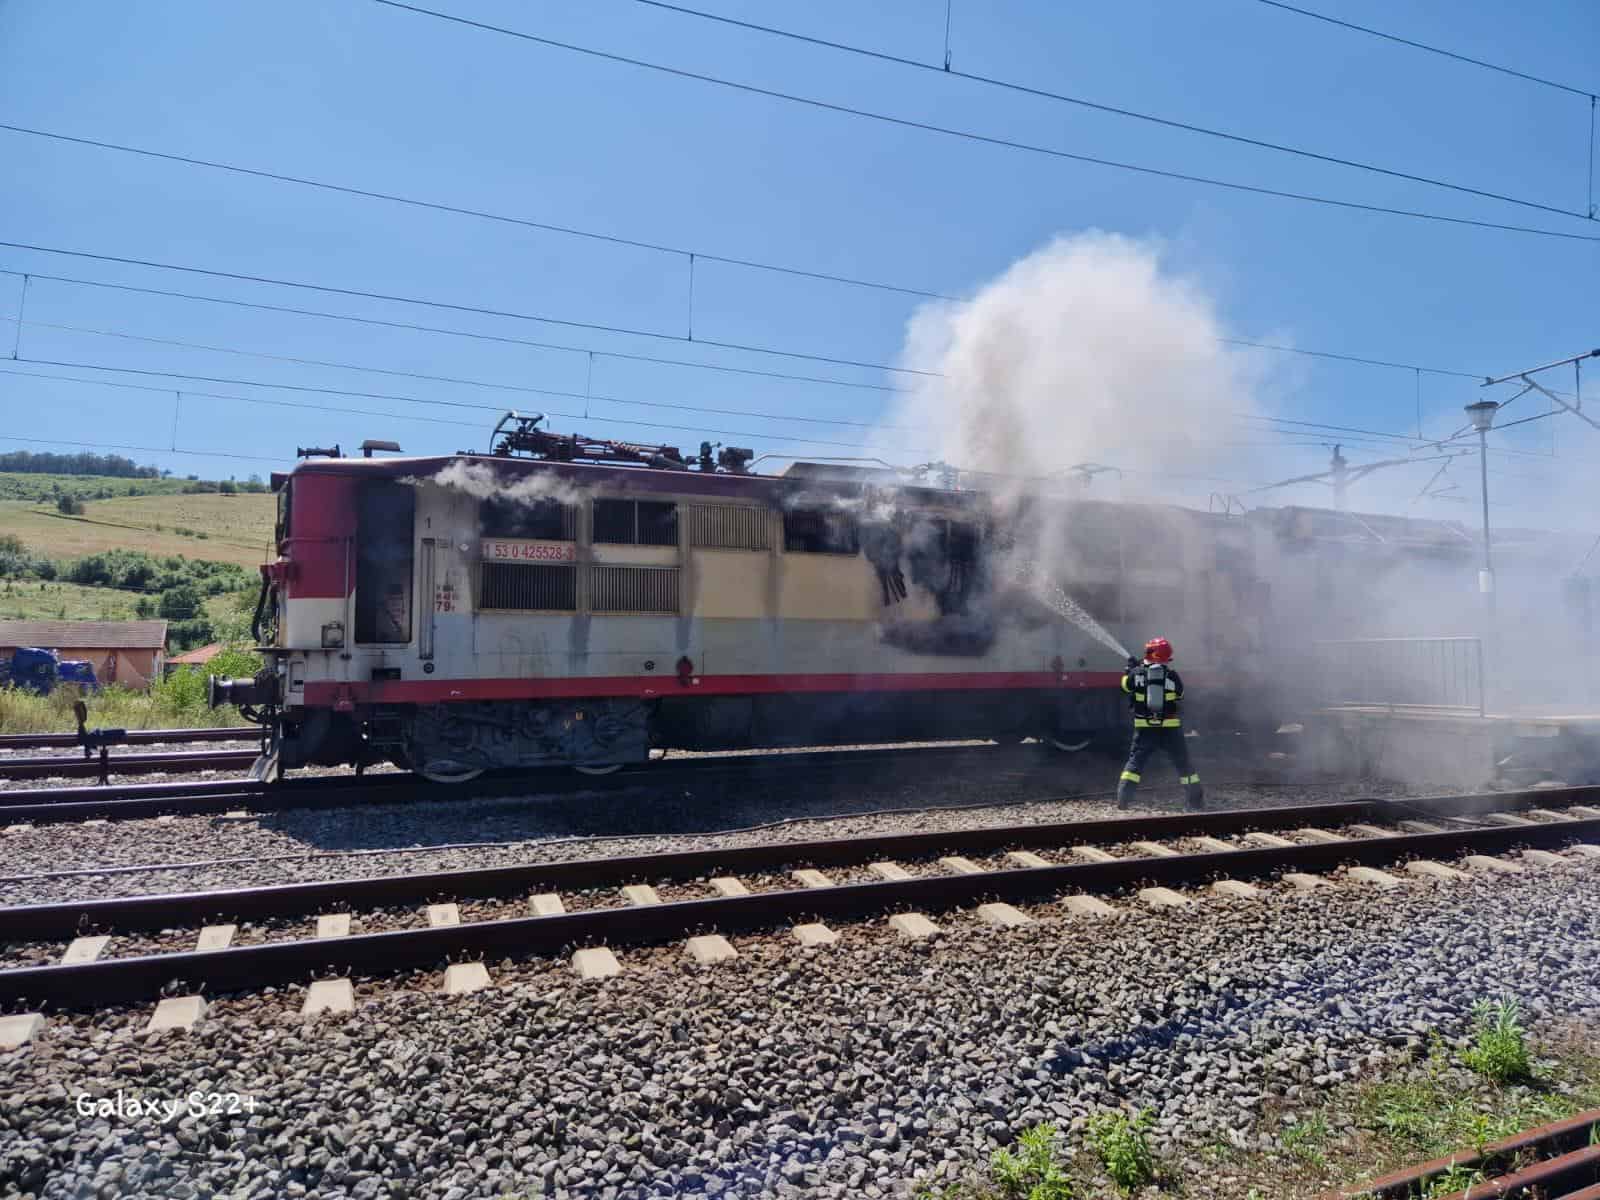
{"left": 0, "top": 488, "right": 275, "bottom": 568}
{"left": 0, "top": 581, "right": 247, "bottom": 626}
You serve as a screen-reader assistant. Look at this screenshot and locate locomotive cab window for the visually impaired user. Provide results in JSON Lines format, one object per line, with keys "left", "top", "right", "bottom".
{"left": 594, "top": 498, "right": 678, "bottom": 546}
{"left": 784, "top": 508, "right": 859, "bottom": 554}
{"left": 354, "top": 481, "right": 415, "bottom": 644}
{"left": 480, "top": 495, "right": 575, "bottom": 541}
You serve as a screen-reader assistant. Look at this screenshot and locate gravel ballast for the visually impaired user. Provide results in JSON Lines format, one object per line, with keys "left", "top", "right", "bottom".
{"left": 2, "top": 856, "right": 1597, "bottom": 1198}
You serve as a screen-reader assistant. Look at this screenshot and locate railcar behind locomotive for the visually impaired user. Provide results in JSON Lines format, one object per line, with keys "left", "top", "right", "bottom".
{"left": 213, "top": 415, "right": 1272, "bottom": 781}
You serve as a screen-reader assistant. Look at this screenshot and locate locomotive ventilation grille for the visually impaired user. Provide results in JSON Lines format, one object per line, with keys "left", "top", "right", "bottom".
{"left": 591, "top": 565, "right": 680, "bottom": 613}
{"left": 480, "top": 563, "right": 578, "bottom": 611}
{"left": 688, "top": 503, "right": 771, "bottom": 551}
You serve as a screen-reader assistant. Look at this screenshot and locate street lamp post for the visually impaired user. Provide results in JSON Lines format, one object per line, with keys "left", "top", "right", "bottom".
{"left": 1464, "top": 399, "right": 1499, "bottom": 712}
{"left": 1464, "top": 400, "right": 1499, "bottom": 616}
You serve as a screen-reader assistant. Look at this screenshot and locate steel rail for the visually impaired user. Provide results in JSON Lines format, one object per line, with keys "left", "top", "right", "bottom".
{"left": 0, "top": 749, "right": 258, "bottom": 781}
{"left": 0, "top": 800, "right": 1382, "bottom": 940}
{"left": 1332, "top": 1108, "right": 1600, "bottom": 1198}
{"left": 0, "top": 727, "right": 255, "bottom": 750}
{"left": 2, "top": 805, "right": 1596, "bottom": 1009}
{"left": 1431, "top": 1144, "right": 1600, "bottom": 1198}
{"left": 0, "top": 741, "right": 1064, "bottom": 824}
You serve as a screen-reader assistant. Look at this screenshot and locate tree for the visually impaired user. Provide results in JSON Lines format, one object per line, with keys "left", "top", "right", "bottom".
{"left": 158, "top": 584, "right": 203, "bottom": 620}
{"left": 55, "top": 494, "right": 84, "bottom": 516}
{"left": 134, "top": 596, "right": 156, "bottom": 619}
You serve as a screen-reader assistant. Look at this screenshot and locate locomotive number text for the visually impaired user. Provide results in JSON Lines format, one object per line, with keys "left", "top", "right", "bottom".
{"left": 480, "top": 539, "right": 576, "bottom": 562}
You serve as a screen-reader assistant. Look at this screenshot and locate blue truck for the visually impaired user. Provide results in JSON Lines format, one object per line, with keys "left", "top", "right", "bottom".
{"left": 1, "top": 647, "right": 100, "bottom": 694}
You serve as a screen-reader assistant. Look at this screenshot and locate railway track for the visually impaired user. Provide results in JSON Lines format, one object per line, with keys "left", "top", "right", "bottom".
{"left": 1331, "top": 1107, "right": 1600, "bottom": 1198}
{"left": 0, "top": 747, "right": 259, "bottom": 782}
{"left": 0, "top": 726, "right": 255, "bottom": 752}
{"left": 0, "top": 740, "right": 1117, "bottom": 825}
{"left": 1, "top": 788, "right": 1596, "bottom": 1028}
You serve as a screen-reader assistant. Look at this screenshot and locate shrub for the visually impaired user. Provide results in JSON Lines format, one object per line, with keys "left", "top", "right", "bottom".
{"left": 1086, "top": 1110, "right": 1156, "bottom": 1194}
{"left": 989, "top": 1124, "right": 1073, "bottom": 1200}
{"left": 55, "top": 494, "right": 84, "bottom": 515}
{"left": 158, "top": 584, "right": 203, "bottom": 620}
{"left": 1463, "top": 997, "right": 1532, "bottom": 1084}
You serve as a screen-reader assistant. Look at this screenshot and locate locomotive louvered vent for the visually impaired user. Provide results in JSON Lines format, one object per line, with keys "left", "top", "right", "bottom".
{"left": 784, "top": 508, "right": 860, "bottom": 554}
{"left": 594, "top": 499, "right": 678, "bottom": 546}
{"left": 480, "top": 562, "right": 578, "bottom": 611}
{"left": 591, "top": 565, "right": 680, "bottom": 613}
{"left": 689, "top": 503, "right": 771, "bottom": 550}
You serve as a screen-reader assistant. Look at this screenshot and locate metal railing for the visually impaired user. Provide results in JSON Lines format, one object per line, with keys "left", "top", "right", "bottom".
{"left": 1313, "top": 636, "right": 1485, "bottom": 716}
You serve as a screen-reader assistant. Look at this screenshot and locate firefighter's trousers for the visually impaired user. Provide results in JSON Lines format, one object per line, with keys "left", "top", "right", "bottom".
{"left": 1117, "top": 726, "right": 1203, "bottom": 810}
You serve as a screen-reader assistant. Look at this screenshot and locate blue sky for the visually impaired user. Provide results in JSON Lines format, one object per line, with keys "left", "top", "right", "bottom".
{"left": 0, "top": 0, "right": 1594, "bottom": 522}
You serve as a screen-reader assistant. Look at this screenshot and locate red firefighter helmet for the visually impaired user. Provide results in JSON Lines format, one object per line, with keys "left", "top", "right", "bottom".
{"left": 1144, "top": 636, "right": 1173, "bottom": 663}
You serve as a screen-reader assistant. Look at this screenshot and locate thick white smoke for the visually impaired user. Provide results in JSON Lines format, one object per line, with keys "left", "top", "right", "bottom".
{"left": 890, "top": 231, "right": 1262, "bottom": 493}
{"left": 423, "top": 459, "right": 588, "bottom": 507}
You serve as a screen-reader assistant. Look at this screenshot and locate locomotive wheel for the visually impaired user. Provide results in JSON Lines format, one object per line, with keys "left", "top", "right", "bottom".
{"left": 416, "top": 763, "right": 486, "bottom": 784}
{"left": 390, "top": 747, "right": 484, "bottom": 785}
{"left": 572, "top": 763, "right": 624, "bottom": 776}
{"left": 1048, "top": 734, "right": 1092, "bottom": 753}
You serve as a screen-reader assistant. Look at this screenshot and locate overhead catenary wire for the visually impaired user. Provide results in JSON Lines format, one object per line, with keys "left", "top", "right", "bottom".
{"left": 0, "top": 268, "right": 903, "bottom": 395}
{"left": 1251, "top": 0, "right": 1596, "bottom": 100}
{"left": 0, "top": 123, "right": 951, "bottom": 302}
{"left": 366, "top": 0, "right": 1600, "bottom": 245}
{"left": 0, "top": 264, "right": 1494, "bottom": 387}
{"left": 0, "top": 314, "right": 927, "bottom": 433}
{"left": 0, "top": 238, "right": 942, "bottom": 379}
{"left": 0, "top": 355, "right": 933, "bottom": 455}
{"left": 627, "top": 0, "right": 1590, "bottom": 222}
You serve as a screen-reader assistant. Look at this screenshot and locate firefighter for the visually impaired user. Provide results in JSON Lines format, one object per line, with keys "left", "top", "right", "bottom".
{"left": 1117, "top": 636, "right": 1204, "bottom": 811}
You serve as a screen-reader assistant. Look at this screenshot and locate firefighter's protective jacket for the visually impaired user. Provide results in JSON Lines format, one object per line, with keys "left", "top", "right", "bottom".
{"left": 1121, "top": 661, "right": 1184, "bottom": 727}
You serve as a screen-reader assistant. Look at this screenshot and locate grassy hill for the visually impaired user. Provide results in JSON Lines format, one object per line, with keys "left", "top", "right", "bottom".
{"left": 0, "top": 487, "right": 275, "bottom": 568}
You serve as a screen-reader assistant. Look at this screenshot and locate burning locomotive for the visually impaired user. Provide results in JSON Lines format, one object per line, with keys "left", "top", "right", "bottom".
{"left": 213, "top": 414, "right": 1280, "bottom": 781}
